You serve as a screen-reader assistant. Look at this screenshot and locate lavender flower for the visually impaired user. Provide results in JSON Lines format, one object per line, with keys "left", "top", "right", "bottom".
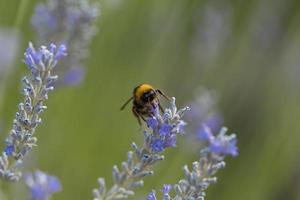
{"left": 162, "top": 184, "right": 172, "bottom": 200}
{"left": 185, "top": 88, "right": 223, "bottom": 154}
{"left": 148, "top": 127, "right": 238, "bottom": 200}
{"left": 146, "top": 191, "right": 157, "bottom": 200}
{"left": 173, "top": 128, "right": 237, "bottom": 199}
{"left": 93, "top": 98, "right": 190, "bottom": 200}
{"left": 0, "top": 43, "right": 67, "bottom": 181}
{"left": 31, "top": 0, "right": 100, "bottom": 86}
{"left": 63, "top": 66, "right": 85, "bottom": 86}
{"left": 199, "top": 125, "right": 238, "bottom": 156}
{"left": 146, "top": 185, "right": 171, "bottom": 200}
{"left": 25, "top": 170, "right": 61, "bottom": 200}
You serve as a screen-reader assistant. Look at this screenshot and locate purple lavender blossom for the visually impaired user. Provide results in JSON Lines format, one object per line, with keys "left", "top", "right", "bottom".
{"left": 199, "top": 125, "right": 238, "bottom": 157}
{"left": 147, "top": 117, "right": 159, "bottom": 129}
{"left": 63, "top": 66, "right": 85, "bottom": 85}
{"left": 163, "top": 134, "right": 177, "bottom": 148}
{"left": 31, "top": 4, "right": 57, "bottom": 40}
{"left": 0, "top": 43, "right": 67, "bottom": 181}
{"left": 158, "top": 124, "right": 172, "bottom": 136}
{"left": 146, "top": 104, "right": 189, "bottom": 153}
{"left": 147, "top": 127, "right": 238, "bottom": 199}
{"left": 151, "top": 139, "right": 165, "bottom": 153}
{"left": 209, "top": 136, "right": 238, "bottom": 156}
{"left": 31, "top": 0, "right": 100, "bottom": 86}
{"left": 197, "top": 125, "right": 214, "bottom": 141}
{"left": 25, "top": 170, "right": 61, "bottom": 200}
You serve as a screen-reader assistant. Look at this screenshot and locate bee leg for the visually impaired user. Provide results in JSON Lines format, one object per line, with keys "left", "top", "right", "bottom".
{"left": 156, "top": 89, "right": 170, "bottom": 100}
{"left": 140, "top": 115, "right": 147, "bottom": 122}
{"left": 158, "top": 103, "right": 164, "bottom": 113}
{"left": 132, "top": 107, "right": 142, "bottom": 126}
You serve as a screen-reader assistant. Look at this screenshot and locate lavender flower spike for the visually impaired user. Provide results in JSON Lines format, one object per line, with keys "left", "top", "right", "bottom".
{"left": 93, "top": 98, "right": 190, "bottom": 200}
{"left": 146, "top": 127, "right": 238, "bottom": 200}
{"left": 31, "top": 0, "right": 100, "bottom": 86}
{"left": 177, "top": 127, "right": 237, "bottom": 200}
{"left": 0, "top": 42, "right": 67, "bottom": 181}
{"left": 25, "top": 170, "right": 61, "bottom": 200}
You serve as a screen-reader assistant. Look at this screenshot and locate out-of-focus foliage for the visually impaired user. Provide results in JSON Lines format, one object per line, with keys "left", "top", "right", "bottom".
{"left": 0, "top": 0, "right": 300, "bottom": 199}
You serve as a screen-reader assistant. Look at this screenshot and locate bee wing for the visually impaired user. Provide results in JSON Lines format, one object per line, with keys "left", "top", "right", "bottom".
{"left": 120, "top": 96, "right": 134, "bottom": 110}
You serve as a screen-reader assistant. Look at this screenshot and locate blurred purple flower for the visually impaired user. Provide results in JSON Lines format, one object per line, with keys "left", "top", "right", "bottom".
{"left": 31, "top": 0, "right": 100, "bottom": 87}
{"left": 209, "top": 136, "right": 238, "bottom": 157}
{"left": 25, "top": 170, "right": 61, "bottom": 200}
{"left": 63, "top": 67, "right": 85, "bottom": 85}
{"left": 199, "top": 126, "right": 238, "bottom": 157}
{"left": 197, "top": 125, "right": 214, "bottom": 141}
{"left": 31, "top": 4, "right": 57, "bottom": 39}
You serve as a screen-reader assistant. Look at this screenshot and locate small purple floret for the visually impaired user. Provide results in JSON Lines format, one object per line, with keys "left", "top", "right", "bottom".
{"left": 4, "top": 145, "right": 14, "bottom": 155}
{"left": 151, "top": 139, "right": 165, "bottom": 153}
{"left": 164, "top": 134, "right": 177, "bottom": 148}
{"left": 24, "top": 43, "right": 67, "bottom": 72}
{"left": 159, "top": 124, "right": 172, "bottom": 136}
{"left": 147, "top": 116, "right": 158, "bottom": 129}
{"left": 146, "top": 191, "right": 157, "bottom": 200}
{"left": 55, "top": 44, "right": 67, "bottom": 59}
{"left": 162, "top": 184, "right": 172, "bottom": 194}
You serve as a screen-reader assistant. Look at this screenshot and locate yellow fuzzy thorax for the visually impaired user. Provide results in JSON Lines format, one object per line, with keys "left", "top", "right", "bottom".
{"left": 134, "top": 84, "right": 154, "bottom": 100}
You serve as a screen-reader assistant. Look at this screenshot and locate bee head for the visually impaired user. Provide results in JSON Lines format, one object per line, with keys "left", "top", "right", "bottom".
{"left": 141, "top": 89, "right": 157, "bottom": 103}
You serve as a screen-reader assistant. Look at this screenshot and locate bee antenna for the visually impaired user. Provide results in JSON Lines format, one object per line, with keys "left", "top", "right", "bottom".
{"left": 120, "top": 96, "right": 134, "bottom": 110}
{"left": 156, "top": 89, "right": 170, "bottom": 100}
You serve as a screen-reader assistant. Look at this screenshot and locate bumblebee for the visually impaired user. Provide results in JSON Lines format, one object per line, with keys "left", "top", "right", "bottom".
{"left": 120, "top": 83, "right": 170, "bottom": 125}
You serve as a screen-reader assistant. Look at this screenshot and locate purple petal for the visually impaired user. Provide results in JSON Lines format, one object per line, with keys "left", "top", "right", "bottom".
{"left": 147, "top": 117, "right": 158, "bottom": 129}
{"left": 159, "top": 124, "right": 172, "bottom": 136}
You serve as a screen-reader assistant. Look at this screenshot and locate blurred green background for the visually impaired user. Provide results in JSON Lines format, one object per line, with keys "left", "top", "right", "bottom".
{"left": 1, "top": 0, "right": 300, "bottom": 199}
